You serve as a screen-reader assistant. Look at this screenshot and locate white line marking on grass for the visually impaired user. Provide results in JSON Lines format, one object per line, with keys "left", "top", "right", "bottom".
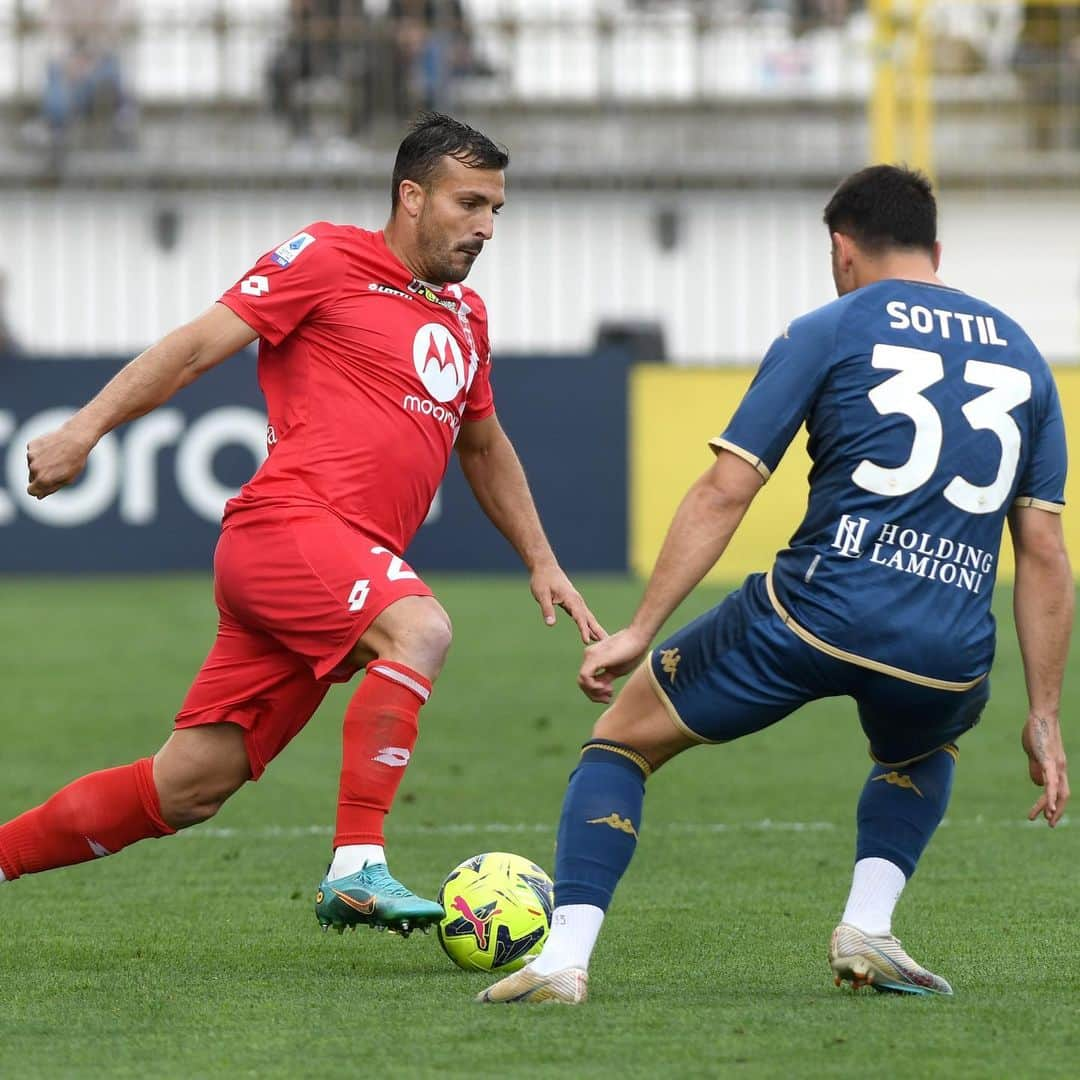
{"left": 177, "top": 816, "right": 1067, "bottom": 840}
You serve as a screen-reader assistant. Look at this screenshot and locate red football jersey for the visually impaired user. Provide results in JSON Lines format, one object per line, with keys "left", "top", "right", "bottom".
{"left": 217, "top": 222, "right": 495, "bottom": 553}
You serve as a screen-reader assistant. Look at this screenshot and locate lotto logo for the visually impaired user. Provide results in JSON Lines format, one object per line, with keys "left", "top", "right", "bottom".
{"left": 372, "top": 747, "right": 411, "bottom": 767}
{"left": 348, "top": 579, "right": 370, "bottom": 612}
{"left": 240, "top": 274, "right": 270, "bottom": 296}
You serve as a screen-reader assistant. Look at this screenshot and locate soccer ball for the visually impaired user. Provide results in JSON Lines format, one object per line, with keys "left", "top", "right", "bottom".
{"left": 436, "top": 851, "right": 554, "bottom": 973}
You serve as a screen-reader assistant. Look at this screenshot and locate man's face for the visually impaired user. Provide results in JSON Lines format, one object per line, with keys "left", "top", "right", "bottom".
{"left": 413, "top": 157, "right": 505, "bottom": 284}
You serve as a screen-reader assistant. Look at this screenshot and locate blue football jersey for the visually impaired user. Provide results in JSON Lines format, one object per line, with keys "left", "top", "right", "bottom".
{"left": 714, "top": 279, "right": 1067, "bottom": 686}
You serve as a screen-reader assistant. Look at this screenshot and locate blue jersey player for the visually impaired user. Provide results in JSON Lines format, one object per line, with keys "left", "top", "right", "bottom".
{"left": 480, "top": 165, "right": 1073, "bottom": 1004}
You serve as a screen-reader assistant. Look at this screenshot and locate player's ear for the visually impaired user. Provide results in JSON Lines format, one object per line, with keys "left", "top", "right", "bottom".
{"left": 397, "top": 179, "right": 425, "bottom": 221}
{"left": 830, "top": 231, "right": 853, "bottom": 268}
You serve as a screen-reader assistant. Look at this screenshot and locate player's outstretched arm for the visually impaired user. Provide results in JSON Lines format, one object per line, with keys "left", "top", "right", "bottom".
{"left": 1008, "top": 505, "right": 1073, "bottom": 827}
{"left": 27, "top": 303, "right": 258, "bottom": 499}
{"left": 579, "top": 450, "right": 763, "bottom": 703}
{"left": 455, "top": 413, "right": 604, "bottom": 643}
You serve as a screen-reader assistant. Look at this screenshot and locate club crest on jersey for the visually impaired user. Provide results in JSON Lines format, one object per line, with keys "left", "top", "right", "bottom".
{"left": 271, "top": 231, "right": 317, "bottom": 267}
{"left": 413, "top": 323, "right": 466, "bottom": 403}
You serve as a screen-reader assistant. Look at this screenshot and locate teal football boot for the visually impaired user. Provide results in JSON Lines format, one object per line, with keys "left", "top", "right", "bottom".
{"left": 315, "top": 863, "right": 444, "bottom": 937}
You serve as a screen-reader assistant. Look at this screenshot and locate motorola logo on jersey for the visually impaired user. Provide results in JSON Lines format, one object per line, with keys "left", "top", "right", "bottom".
{"left": 413, "top": 323, "right": 466, "bottom": 403}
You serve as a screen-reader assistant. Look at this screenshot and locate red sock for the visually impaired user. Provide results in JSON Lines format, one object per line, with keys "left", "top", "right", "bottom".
{"left": 0, "top": 757, "right": 175, "bottom": 880}
{"left": 334, "top": 660, "right": 432, "bottom": 848}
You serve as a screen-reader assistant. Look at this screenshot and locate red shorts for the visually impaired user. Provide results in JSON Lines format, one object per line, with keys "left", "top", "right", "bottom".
{"left": 174, "top": 510, "right": 433, "bottom": 778}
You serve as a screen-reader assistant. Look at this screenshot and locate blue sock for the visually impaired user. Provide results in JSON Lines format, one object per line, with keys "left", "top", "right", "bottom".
{"left": 856, "top": 745, "right": 957, "bottom": 878}
{"left": 553, "top": 740, "right": 651, "bottom": 912}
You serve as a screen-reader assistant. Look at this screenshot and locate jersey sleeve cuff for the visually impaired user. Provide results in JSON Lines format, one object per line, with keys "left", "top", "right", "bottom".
{"left": 1013, "top": 495, "right": 1065, "bottom": 514}
{"left": 462, "top": 402, "right": 496, "bottom": 424}
{"left": 217, "top": 294, "right": 286, "bottom": 347}
{"left": 708, "top": 436, "right": 771, "bottom": 481}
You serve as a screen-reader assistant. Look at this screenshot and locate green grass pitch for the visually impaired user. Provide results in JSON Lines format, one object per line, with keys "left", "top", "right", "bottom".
{"left": 0, "top": 574, "right": 1076, "bottom": 1079}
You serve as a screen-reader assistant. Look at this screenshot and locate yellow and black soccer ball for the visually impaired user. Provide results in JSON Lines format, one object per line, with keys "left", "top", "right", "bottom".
{"left": 436, "top": 851, "right": 554, "bottom": 972}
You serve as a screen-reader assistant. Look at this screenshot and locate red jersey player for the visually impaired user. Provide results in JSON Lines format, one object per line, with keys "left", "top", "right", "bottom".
{"left": 10, "top": 114, "right": 603, "bottom": 936}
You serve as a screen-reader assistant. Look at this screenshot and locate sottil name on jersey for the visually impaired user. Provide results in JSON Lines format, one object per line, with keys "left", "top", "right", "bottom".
{"left": 832, "top": 514, "right": 995, "bottom": 595}
{"left": 886, "top": 302, "right": 1008, "bottom": 346}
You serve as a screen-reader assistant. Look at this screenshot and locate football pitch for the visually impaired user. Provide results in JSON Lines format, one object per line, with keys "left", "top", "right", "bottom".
{"left": 0, "top": 574, "right": 1076, "bottom": 1079}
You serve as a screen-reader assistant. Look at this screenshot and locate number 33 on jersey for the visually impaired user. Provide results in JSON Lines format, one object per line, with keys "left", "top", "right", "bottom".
{"left": 712, "top": 279, "right": 1066, "bottom": 687}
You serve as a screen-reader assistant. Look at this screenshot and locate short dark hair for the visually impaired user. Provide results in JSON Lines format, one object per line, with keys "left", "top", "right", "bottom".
{"left": 823, "top": 164, "right": 937, "bottom": 254}
{"left": 391, "top": 113, "right": 509, "bottom": 209}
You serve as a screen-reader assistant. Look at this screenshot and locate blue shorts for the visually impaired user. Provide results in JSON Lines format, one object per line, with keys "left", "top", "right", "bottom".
{"left": 647, "top": 573, "right": 989, "bottom": 766}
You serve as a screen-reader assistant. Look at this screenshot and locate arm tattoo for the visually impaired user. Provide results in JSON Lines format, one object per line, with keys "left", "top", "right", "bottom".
{"left": 1031, "top": 716, "right": 1051, "bottom": 758}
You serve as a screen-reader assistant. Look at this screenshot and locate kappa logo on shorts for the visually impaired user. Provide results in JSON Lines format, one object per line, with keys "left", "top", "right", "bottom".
{"left": 372, "top": 746, "right": 411, "bottom": 767}
{"left": 659, "top": 647, "right": 681, "bottom": 683}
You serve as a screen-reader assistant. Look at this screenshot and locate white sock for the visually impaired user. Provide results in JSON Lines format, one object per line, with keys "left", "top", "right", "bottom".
{"left": 328, "top": 844, "right": 386, "bottom": 879}
{"left": 530, "top": 904, "right": 605, "bottom": 975}
{"left": 840, "top": 857, "right": 907, "bottom": 936}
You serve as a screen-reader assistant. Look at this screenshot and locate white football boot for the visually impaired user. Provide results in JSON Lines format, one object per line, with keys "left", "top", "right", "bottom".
{"left": 829, "top": 922, "right": 954, "bottom": 996}
{"left": 477, "top": 963, "right": 588, "bottom": 1004}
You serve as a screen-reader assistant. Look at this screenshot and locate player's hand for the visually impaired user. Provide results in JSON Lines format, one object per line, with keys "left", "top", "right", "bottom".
{"left": 1021, "top": 713, "right": 1069, "bottom": 827}
{"left": 530, "top": 564, "right": 606, "bottom": 644}
{"left": 26, "top": 423, "right": 96, "bottom": 499}
{"left": 578, "top": 626, "right": 650, "bottom": 703}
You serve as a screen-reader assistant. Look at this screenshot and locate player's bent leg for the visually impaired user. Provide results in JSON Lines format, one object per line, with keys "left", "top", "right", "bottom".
{"left": 591, "top": 661, "right": 699, "bottom": 770}
{"left": 830, "top": 675, "right": 985, "bottom": 996}
{"left": 483, "top": 576, "right": 832, "bottom": 1004}
{"left": 318, "top": 597, "right": 452, "bottom": 936}
{"left": 831, "top": 743, "right": 959, "bottom": 996}
{"left": 479, "top": 666, "right": 693, "bottom": 1004}
{"left": 0, "top": 756, "right": 175, "bottom": 882}
{"left": 153, "top": 723, "right": 253, "bottom": 829}
{"left": 347, "top": 594, "right": 453, "bottom": 681}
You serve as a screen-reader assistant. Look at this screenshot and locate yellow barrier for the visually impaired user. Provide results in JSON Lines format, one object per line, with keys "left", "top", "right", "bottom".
{"left": 630, "top": 365, "right": 1079, "bottom": 583}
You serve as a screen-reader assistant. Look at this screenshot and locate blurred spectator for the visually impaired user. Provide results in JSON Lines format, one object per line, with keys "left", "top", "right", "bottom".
{"left": 269, "top": 2, "right": 392, "bottom": 139}
{"left": 40, "top": 0, "right": 135, "bottom": 152}
{"left": 791, "top": 0, "right": 862, "bottom": 35}
{"left": 749, "top": 0, "right": 863, "bottom": 31}
{"left": 270, "top": 1, "right": 349, "bottom": 138}
{"left": 389, "top": 0, "right": 486, "bottom": 116}
{"left": 1015, "top": 3, "right": 1080, "bottom": 151}
{"left": 930, "top": 3, "right": 1023, "bottom": 77}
